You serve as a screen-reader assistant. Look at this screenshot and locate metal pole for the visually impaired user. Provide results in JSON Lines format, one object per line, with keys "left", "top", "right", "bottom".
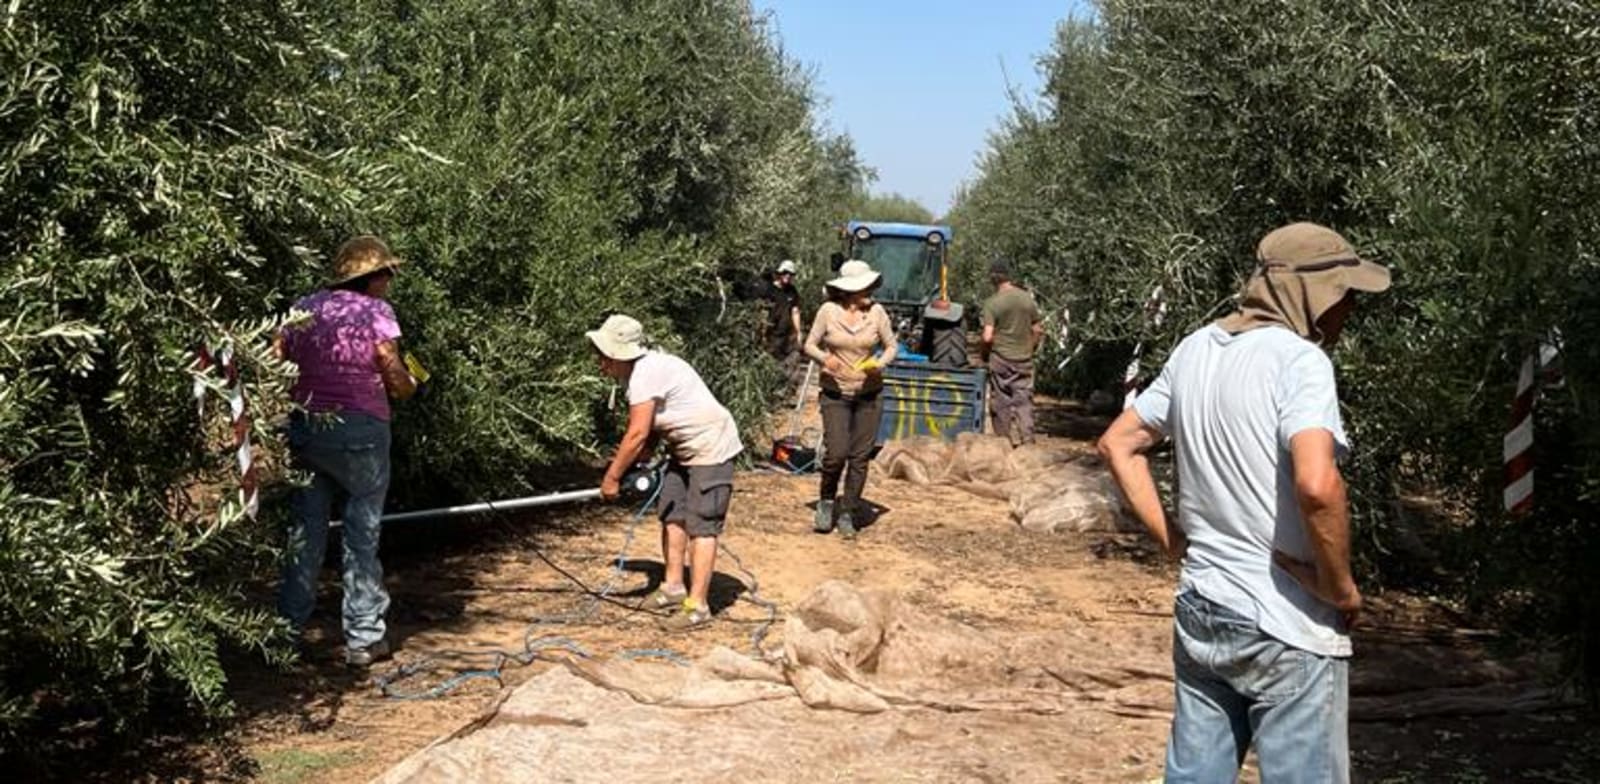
{"left": 382, "top": 488, "right": 602, "bottom": 523}
{"left": 331, "top": 487, "right": 603, "bottom": 527}
{"left": 787, "top": 359, "right": 815, "bottom": 438}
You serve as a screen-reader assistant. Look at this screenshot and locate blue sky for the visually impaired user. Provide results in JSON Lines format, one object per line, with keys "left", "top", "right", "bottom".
{"left": 751, "top": 0, "right": 1091, "bottom": 216}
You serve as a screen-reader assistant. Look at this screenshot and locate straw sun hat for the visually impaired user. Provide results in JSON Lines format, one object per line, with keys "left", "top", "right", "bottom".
{"left": 328, "top": 235, "right": 403, "bottom": 286}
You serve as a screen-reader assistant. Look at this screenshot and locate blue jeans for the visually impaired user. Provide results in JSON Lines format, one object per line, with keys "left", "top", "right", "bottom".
{"left": 1166, "top": 590, "right": 1349, "bottom": 783}
{"left": 277, "top": 412, "right": 392, "bottom": 649}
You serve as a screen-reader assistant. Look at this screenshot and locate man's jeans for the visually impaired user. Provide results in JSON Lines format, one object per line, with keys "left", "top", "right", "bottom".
{"left": 1166, "top": 590, "right": 1349, "bottom": 783}
{"left": 278, "top": 412, "right": 392, "bottom": 649}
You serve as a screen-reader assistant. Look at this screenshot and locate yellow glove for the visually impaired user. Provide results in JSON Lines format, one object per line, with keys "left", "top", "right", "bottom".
{"left": 854, "top": 357, "right": 882, "bottom": 372}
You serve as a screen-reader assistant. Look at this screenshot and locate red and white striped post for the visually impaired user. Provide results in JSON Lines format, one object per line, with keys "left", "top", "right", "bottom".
{"left": 194, "top": 342, "right": 259, "bottom": 519}
{"left": 1503, "top": 337, "right": 1561, "bottom": 516}
{"left": 1123, "top": 285, "right": 1167, "bottom": 409}
{"left": 1054, "top": 306, "right": 1084, "bottom": 371}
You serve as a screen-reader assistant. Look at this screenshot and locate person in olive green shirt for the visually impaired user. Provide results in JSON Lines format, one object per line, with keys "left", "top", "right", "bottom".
{"left": 980, "top": 259, "right": 1043, "bottom": 446}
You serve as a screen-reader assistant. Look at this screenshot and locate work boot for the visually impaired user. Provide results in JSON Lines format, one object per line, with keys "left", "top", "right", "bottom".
{"left": 836, "top": 506, "right": 858, "bottom": 540}
{"left": 344, "top": 639, "right": 392, "bottom": 668}
{"left": 813, "top": 499, "right": 835, "bottom": 534}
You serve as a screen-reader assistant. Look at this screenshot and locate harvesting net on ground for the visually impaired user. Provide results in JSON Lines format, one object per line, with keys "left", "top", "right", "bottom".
{"left": 372, "top": 580, "right": 1175, "bottom": 783}
{"left": 875, "top": 432, "right": 1140, "bottom": 535}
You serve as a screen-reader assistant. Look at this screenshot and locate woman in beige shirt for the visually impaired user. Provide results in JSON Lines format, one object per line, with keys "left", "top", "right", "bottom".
{"left": 803, "top": 259, "right": 898, "bottom": 538}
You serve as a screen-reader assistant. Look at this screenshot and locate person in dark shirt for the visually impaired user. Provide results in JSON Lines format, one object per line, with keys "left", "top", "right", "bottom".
{"left": 764, "top": 259, "right": 804, "bottom": 387}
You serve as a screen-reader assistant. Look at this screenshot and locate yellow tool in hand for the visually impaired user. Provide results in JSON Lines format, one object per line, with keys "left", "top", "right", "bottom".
{"left": 403, "top": 351, "right": 432, "bottom": 384}
{"left": 854, "top": 356, "right": 883, "bottom": 372}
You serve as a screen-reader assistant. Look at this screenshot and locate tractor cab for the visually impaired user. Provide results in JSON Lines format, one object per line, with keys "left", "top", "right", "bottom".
{"left": 828, "top": 220, "right": 985, "bottom": 444}
{"left": 832, "top": 221, "right": 967, "bottom": 367}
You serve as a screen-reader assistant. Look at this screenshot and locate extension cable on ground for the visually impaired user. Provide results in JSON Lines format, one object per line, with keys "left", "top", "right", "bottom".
{"left": 373, "top": 482, "right": 780, "bottom": 700}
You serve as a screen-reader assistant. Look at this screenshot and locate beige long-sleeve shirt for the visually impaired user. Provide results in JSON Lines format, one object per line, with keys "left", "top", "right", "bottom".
{"left": 804, "top": 301, "right": 897, "bottom": 397}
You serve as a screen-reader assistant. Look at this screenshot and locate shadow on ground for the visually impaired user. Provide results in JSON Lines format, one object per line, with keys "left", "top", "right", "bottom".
{"left": 1034, "top": 397, "right": 1114, "bottom": 441}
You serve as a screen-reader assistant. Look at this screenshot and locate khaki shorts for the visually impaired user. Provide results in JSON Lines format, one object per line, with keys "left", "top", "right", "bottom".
{"left": 657, "top": 459, "right": 735, "bottom": 537}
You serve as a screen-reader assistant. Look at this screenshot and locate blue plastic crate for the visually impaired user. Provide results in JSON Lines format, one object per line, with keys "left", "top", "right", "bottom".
{"left": 875, "top": 362, "right": 987, "bottom": 444}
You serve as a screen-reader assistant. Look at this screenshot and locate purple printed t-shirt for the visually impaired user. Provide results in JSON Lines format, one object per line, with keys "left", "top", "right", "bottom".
{"left": 283, "top": 289, "right": 401, "bottom": 420}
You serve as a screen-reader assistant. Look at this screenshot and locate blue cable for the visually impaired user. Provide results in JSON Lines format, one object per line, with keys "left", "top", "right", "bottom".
{"left": 376, "top": 481, "right": 679, "bottom": 700}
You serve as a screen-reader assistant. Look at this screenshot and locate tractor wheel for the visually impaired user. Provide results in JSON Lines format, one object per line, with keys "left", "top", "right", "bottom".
{"left": 926, "top": 321, "right": 968, "bottom": 368}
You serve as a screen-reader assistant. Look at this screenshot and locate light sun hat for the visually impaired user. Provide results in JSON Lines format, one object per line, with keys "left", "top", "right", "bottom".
{"left": 328, "top": 235, "right": 403, "bottom": 286}
{"left": 776, "top": 259, "right": 798, "bottom": 275}
{"left": 826, "top": 259, "right": 881, "bottom": 293}
{"left": 586, "top": 314, "right": 648, "bottom": 361}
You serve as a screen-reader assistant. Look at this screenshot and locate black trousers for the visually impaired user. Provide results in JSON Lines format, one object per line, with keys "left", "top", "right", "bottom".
{"left": 819, "top": 389, "right": 883, "bottom": 508}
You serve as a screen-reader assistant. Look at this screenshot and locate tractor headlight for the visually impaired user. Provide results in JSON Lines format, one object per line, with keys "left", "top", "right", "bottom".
{"left": 926, "top": 231, "right": 944, "bottom": 245}
{"left": 854, "top": 226, "right": 872, "bottom": 241}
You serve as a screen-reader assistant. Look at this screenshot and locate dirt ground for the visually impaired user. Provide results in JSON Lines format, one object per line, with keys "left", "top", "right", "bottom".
{"left": 83, "top": 399, "right": 1599, "bottom": 783}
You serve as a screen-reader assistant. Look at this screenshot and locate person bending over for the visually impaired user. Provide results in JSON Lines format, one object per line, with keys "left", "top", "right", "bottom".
{"left": 592, "top": 314, "right": 743, "bottom": 631}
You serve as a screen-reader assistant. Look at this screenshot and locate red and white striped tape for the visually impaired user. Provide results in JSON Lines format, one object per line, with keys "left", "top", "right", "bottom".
{"left": 1123, "top": 285, "right": 1167, "bottom": 408}
{"left": 1503, "top": 337, "right": 1561, "bottom": 516}
{"left": 1054, "top": 306, "right": 1084, "bottom": 370}
{"left": 194, "top": 342, "right": 259, "bottom": 519}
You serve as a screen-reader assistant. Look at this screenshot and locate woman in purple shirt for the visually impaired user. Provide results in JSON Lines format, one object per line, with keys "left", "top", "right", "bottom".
{"left": 276, "top": 236, "right": 416, "bottom": 667}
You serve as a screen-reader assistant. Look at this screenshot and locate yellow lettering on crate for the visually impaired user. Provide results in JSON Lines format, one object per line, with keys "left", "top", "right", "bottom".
{"left": 921, "top": 377, "right": 935, "bottom": 437}
{"left": 892, "top": 378, "right": 907, "bottom": 440}
{"left": 905, "top": 378, "right": 921, "bottom": 439}
{"left": 905, "top": 377, "right": 925, "bottom": 439}
{"left": 888, "top": 372, "right": 973, "bottom": 441}
{"left": 933, "top": 375, "right": 965, "bottom": 437}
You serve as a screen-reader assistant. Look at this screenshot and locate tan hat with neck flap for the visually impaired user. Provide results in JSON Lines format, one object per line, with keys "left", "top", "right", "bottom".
{"left": 1217, "top": 222, "right": 1390, "bottom": 341}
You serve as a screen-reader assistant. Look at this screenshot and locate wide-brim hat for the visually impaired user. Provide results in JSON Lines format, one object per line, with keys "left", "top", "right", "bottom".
{"left": 1256, "top": 222, "right": 1391, "bottom": 294}
{"left": 1218, "top": 222, "right": 1391, "bottom": 339}
{"left": 328, "top": 235, "right": 403, "bottom": 285}
{"left": 586, "top": 314, "right": 647, "bottom": 361}
{"left": 826, "top": 259, "right": 881, "bottom": 293}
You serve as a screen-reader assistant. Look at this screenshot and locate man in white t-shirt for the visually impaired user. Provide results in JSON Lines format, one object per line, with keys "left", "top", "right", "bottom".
{"left": 1098, "top": 223, "right": 1390, "bottom": 783}
{"left": 589, "top": 314, "right": 743, "bottom": 632}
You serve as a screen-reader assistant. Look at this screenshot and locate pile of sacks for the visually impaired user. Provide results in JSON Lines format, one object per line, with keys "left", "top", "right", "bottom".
{"left": 875, "top": 432, "right": 1138, "bottom": 534}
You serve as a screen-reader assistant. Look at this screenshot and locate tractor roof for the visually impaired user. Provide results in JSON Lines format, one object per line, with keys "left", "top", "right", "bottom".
{"left": 846, "top": 221, "right": 953, "bottom": 242}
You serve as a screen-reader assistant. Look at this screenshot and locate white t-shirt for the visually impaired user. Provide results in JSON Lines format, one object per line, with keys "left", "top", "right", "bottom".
{"left": 627, "top": 352, "right": 744, "bottom": 466}
{"left": 1133, "top": 324, "right": 1352, "bottom": 657}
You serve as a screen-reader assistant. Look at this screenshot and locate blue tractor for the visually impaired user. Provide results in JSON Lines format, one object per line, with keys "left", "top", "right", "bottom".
{"left": 832, "top": 220, "right": 968, "bottom": 368}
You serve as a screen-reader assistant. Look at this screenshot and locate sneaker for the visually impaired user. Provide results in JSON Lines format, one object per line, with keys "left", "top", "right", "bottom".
{"left": 643, "top": 585, "right": 687, "bottom": 612}
{"left": 813, "top": 499, "right": 835, "bottom": 534}
{"left": 836, "top": 511, "right": 858, "bottom": 540}
{"left": 658, "top": 603, "right": 714, "bottom": 633}
{"left": 344, "top": 639, "right": 392, "bottom": 668}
